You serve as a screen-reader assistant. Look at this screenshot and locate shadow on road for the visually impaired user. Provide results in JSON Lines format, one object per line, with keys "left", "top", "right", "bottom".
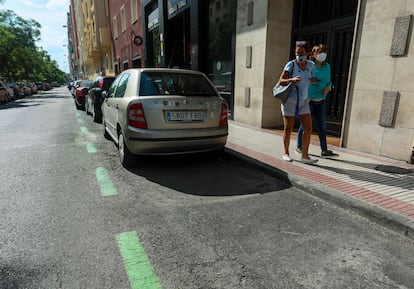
{"left": 126, "top": 150, "right": 291, "bottom": 197}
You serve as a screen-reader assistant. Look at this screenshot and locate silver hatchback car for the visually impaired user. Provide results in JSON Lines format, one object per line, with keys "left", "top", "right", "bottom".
{"left": 102, "top": 68, "right": 228, "bottom": 167}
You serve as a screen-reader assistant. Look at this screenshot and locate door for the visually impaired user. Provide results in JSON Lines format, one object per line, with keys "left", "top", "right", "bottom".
{"left": 103, "top": 74, "right": 130, "bottom": 140}
{"left": 292, "top": 0, "right": 358, "bottom": 136}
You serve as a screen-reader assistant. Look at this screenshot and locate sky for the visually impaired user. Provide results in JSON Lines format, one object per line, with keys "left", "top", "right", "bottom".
{"left": 1, "top": 0, "right": 71, "bottom": 73}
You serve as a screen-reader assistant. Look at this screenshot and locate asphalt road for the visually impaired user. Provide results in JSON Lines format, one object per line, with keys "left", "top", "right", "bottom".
{"left": 1, "top": 87, "right": 414, "bottom": 289}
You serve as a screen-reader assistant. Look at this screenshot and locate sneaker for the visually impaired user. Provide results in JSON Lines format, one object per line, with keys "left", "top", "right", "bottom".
{"left": 295, "top": 147, "right": 302, "bottom": 154}
{"left": 282, "top": 154, "right": 293, "bottom": 162}
{"left": 300, "top": 157, "right": 318, "bottom": 164}
{"left": 321, "top": 150, "right": 339, "bottom": 157}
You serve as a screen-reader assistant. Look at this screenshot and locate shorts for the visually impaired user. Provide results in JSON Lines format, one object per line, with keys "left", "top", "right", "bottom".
{"left": 281, "top": 96, "right": 310, "bottom": 117}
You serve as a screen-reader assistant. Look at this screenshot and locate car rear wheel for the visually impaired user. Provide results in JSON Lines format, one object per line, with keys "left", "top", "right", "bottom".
{"left": 118, "top": 132, "right": 135, "bottom": 168}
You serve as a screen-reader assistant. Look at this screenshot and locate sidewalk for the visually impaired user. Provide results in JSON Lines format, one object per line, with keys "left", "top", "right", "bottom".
{"left": 226, "top": 121, "right": 414, "bottom": 239}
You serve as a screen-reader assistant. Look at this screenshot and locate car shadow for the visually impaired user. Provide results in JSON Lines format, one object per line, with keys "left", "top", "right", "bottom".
{"left": 0, "top": 100, "right": 41, "bottom": 110}
{"left": 126, "top": 149, "right": 291, "bottom": 197}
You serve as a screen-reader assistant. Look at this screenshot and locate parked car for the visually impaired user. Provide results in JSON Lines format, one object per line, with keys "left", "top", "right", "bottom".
{"left": 0, "top": 77, "right": 14, "bottom": 101}
{"left": 101, "top": 68, "right": 228, "bottom": 167}
{"left": 9, "top": 82, "right": 22, "bottom": 99}
{"left": 86, "top": 76, "right": 116, "bottom": 123}
{"left": 74, "top": 80, "right": 93, "bottom": 109}
{"left": 35, "top": 82, "right": 44, "bottom": 91}
{"left": 71, "top": 80, "right": 81, "bottom": 97}
{"left": 18, "top": 82, "right": 31, "bottom": 97}
{"left": 43, "top": 82, "right": 51, "bottom": 91}
{"left": 0, "top": 80, "right": 9, "bottom": 103}
{"left": 29, "top": 83, "right": 38, "bottom": 95}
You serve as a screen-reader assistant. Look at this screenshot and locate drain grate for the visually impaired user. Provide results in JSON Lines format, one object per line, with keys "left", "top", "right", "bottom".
{"left": 375, "top": 165, "right": 413, "bottom": 174}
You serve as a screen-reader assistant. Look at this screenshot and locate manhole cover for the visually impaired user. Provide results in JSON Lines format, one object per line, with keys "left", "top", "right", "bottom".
{"left": 375, "top": 165, "right": 413, "bottom": 174}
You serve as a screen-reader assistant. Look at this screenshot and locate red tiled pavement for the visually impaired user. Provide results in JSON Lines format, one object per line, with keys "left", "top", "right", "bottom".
{"left": 226, "top": 142, "right": 414, "bottom": 222}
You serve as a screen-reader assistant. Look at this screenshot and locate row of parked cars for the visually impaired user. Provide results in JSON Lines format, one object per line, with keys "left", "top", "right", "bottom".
{"left": 72, "top": 68, "right": 229, "bottom": 167}
{"left": 0, "top": 78, "right": 54, "bottom": 104}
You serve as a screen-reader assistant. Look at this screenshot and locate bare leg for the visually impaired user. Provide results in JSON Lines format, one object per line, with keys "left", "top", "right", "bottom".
{"left": 298, "top": 114, "right": 312, "bottom": 159}
{"left": 283, "top": 116, "right": 295, "bottom": 155}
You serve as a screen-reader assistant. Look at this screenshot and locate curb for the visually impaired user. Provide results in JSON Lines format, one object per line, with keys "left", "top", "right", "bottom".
{"left": 225, "top": 147, "right": 414, "bottom": 241}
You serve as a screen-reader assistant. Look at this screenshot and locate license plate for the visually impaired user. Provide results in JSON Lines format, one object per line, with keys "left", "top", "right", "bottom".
{"left": 167, "top": 111, "right": 205, "bottom": 122}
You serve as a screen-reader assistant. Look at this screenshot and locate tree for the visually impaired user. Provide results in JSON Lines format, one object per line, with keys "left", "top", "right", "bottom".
{"left": 0, "top": 9, "right": 66, "bottom": 82}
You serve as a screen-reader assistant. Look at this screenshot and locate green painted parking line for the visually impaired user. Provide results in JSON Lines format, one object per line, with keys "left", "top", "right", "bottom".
{"left": 95, "top": 167, "right": 117, "bottom": 197}
{"left": 116, "top": 231, "right": 163, "bottom": 289}
{"left": 87, "top": 142, "right": 97, "bottom": 153}
{"left": 80, "top": 126, "right": 88, "bottom": 134}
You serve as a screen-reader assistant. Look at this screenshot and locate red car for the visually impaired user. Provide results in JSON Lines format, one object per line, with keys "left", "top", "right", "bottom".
{"left": 74, "top": 80, "right": 92, "bottom": 110}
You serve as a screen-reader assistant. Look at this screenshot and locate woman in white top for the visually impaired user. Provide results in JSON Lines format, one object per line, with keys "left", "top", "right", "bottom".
{"left": 278, "top": 41, "right": 317, "bottom": 164}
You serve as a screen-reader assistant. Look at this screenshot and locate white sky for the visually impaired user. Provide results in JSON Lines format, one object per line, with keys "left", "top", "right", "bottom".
{"left": 1, "top": 0, "right": 70, "bottom": 73}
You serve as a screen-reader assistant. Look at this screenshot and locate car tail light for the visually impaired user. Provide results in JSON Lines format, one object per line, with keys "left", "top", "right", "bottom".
{"left": 128, "top": 103, "right": 147, "bottom": 129}
{"left": 219, "top": 102, "right": 228, "bottom": 127}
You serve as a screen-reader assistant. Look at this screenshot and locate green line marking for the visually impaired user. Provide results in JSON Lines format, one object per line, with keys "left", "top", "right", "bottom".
{"left": 87, "top": 142, "right": 97, "bottom": 153}
{"left": 116, "top": 231, "right": 163, "bottom": 289}
{"left": 80, "top": 126, "right": 88, "bottom": 134}
{"left": 95, "top": 167, "right": 118, "bottom": 197}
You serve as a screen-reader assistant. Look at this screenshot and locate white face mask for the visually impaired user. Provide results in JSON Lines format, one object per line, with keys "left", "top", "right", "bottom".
{"left": 296, "top": 55, "right": 307, "bottom": 63}
{"left": 316, "top": 52, "right": 327, "bottom": 62}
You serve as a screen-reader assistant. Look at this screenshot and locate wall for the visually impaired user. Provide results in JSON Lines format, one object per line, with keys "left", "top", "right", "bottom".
{"left": 346, "top": 0, "right": 414, "bottom": 161}
{"left": 233, "top": 0, "right": 293, "bottom": 128}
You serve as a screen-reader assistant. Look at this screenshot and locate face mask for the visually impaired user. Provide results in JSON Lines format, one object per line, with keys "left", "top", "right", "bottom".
{"left": 296, "top": 55, "right": 307, "bottom": 63}
{"left": 316, "top": 52, "right": 327, "bottom": 62}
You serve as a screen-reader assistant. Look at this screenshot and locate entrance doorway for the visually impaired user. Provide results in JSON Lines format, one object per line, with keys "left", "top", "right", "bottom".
{"left": 292, "top": 0, "right": 358, "bottom": 137}
{"left": 165, "top": 10, "right": 191, "bottom": 69}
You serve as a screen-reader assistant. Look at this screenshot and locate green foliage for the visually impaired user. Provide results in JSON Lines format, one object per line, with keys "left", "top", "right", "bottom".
{"left": 0, "top": 9, "right": 66, "bottom": 83}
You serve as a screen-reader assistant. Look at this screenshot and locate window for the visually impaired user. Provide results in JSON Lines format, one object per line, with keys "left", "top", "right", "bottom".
{"left": 139, "top": 72, "right": 216, "bottom": 96}
{"left": 120, "top": 5, "right": 126, "bottom": 33}
{"left": 113, "top": 16, "right": 118, "bottom": 39}
{"left": 131, "top": 0, "right": 138, "bottom": 23}
{"left": 107, "top": 75, "right": 122, "bottom": 97}
{"left": 115, "top": 74, "right": 130, "bottom": 98}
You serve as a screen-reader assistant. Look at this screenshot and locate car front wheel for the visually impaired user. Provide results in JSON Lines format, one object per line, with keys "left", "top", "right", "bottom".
{"left": 118, "top": 132, "right": 135, "bottom": 168}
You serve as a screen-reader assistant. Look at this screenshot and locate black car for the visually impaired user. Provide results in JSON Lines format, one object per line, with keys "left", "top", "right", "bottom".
{"left": 85, "top": 76, "right": 115, "bottom": 123}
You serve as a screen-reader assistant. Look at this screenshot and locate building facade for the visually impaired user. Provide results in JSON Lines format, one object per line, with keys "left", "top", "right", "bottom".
{"left": 69, "top": 0, "right": 114, "bottom": 79}
{"left": 67, "top": 0, "right": 414, "bottom": 162}
{"left": 232, "top": 0, "right": 413, "bottom": 162}
{"left": 108, "top": 0, "right": 144, "bottom": 74}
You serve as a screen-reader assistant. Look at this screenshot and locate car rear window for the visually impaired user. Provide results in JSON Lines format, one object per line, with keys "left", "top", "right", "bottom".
{"left": 139, "top": 72, "right": 217, "bottom": 97}
{"left": 79, "top": 80, "right": 92, "bottom": 87}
